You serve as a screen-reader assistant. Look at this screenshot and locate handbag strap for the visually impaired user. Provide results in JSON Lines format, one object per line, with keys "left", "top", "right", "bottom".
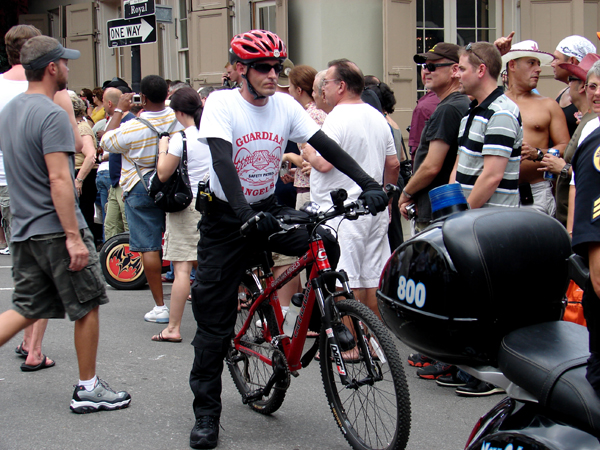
{"left": 179, "top": 130, "right": 189, "bottom": 177}
{"left": 133, "top": 116, "right": 178, "bottom": 191}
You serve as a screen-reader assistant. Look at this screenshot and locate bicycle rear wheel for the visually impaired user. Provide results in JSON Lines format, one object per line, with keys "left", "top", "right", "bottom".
{"left": 226, "top": 279, "right": 288, "bottom": 415}
{"left": 320, "top": 299, "right": 411, "bottom": 450}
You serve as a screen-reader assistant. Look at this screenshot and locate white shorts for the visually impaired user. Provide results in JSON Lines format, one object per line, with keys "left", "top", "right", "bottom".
{"left": 521, "top": 180, "right": 556, "bottom": 216}
{"left": 334, "top": 213, "right": 391, "bottom": 289}
{"left": 163, "top": 201, "right": 201, "bottom": 262}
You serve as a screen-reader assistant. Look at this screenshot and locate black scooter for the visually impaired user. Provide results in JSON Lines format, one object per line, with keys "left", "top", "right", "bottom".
{"left": 377, "top": 206, "right": 600, "bottom": 449}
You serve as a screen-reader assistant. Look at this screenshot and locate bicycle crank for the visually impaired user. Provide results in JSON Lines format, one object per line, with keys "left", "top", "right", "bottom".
{"left": 241, "top": 346, "right": 290, "bottom": 404}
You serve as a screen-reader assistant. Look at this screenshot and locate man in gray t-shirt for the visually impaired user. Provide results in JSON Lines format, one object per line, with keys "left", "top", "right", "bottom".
{"left": 1, "top": 94, "right": 86, "bottom": 239}
{"left": 0, "top": 35, "right": 130, "bottom": 413}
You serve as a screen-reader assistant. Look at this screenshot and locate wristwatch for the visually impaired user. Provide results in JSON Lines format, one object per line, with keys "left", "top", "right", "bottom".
{"left": 75, "top": 177, "right": 84, "bottom": 183}
{"left": 560, "top": 163, "right": 572, "bottom": 179}
{"left": 402, "top": 188, "right": 412, "bottom": 200}
{"left": 535, "top": 148, "right": 544, "bottom": 162}
{"left": 114, "top": 108, "right": 123, "bottom": 114}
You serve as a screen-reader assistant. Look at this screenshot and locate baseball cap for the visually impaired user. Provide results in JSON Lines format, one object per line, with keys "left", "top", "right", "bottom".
{"left": 277, "top": 58, "right": 294, "bottom": 88}
{"left": 414, "top": 43, "right": 460, "bottom": 64}
{"left": 21, "top": 37, "right": 80, "bottom": 70}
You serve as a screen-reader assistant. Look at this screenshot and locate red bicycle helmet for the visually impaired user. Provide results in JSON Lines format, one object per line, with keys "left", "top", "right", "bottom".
{"left": 230, "top": 30, "right": 287, "bottom": 64}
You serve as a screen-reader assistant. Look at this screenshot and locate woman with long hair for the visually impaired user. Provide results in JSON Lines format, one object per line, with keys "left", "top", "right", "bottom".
{"left": 286, "top": 64, "right": 327, "bottom": 208}
{"left": 152, "top": 87, "right": 209, "bottom": 342}
{"left": 69, "top": 92, "right": 99, "bottom": 240}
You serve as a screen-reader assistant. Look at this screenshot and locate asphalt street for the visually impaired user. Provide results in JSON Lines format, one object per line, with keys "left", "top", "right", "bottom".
{"left": 0, "top": 252, "right": 501, "bottom": 450}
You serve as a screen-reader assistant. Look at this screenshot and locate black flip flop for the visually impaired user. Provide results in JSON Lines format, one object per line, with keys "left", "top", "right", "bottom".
{"left": 14, "top": 343, "right": 28, "bottom": 358}
{"left": 20, "top": 355, "right": 55, "bottom": 372}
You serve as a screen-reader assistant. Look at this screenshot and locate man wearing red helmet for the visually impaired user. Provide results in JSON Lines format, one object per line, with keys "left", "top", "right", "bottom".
{"left": 189, "top": 30, "right": 388, "bottom": 449}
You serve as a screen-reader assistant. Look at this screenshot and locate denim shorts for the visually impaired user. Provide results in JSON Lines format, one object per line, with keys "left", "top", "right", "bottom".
{"left": 11, "top": 228, "right": 109, "bottom": 321}
{"left": 123, "top": 174, "right": 165, "bottom": 252}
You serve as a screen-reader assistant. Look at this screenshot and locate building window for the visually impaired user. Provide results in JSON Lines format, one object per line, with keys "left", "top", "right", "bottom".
{"left": 416, "top": 0, "right": 445, "bottom": 95}
{"left": 456, "top": 0, "right": 496, "bottom": 46}
{"left": 416, "top": 0, "right": 497, "bottom": 97}
{"left": 178, "top": 0, "right": 190, "bottom": 84}
{"left": 252, "top": 1, "right": 276, "bottom": 33}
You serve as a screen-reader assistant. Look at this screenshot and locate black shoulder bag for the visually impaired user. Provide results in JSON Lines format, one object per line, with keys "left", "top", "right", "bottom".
{"left": 148, "top": 130, "right": 193, "bottom": 212}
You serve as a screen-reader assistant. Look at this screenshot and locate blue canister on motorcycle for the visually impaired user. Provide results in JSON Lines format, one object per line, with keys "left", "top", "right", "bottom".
{"left": 429, "top": 183, "right": 469, "bottom": 220}
{"left": 543, "top": 148, "right": 560, "bottom": 180}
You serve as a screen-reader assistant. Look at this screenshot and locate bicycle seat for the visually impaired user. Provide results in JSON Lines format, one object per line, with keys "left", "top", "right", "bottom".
{"left": 498, "top": 321, "right": 600, "bottom": 435}
{"left": 244, "top": 250, "right": 274, "bottom": 270}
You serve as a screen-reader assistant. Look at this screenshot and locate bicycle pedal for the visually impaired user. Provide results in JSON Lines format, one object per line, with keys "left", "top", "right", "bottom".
{"left": 242, "top": 389, "right": 264, "bottom": 404}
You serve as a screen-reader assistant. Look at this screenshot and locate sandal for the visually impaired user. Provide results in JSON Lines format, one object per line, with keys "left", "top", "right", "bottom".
{"left": 15, "top": 342, "right": 28, "bottom": 358}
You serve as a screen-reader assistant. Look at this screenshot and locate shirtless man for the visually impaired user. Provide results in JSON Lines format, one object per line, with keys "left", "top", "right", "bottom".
{"left": 502, "top": 40, "right": 570, "bottom": 215}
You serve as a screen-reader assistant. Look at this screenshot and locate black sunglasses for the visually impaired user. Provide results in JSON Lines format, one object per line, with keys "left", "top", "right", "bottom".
{"left": 249, "top": 62, "right": 284, "bottom": 74}
{"left": 421, "top": 62, "right": 454, "bottom": 72}
{"left": 466, "top": 43, "right": 486, "bottom": 66}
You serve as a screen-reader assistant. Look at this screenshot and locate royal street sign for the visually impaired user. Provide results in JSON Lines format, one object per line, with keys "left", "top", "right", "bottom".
{"left": 124, "top": 0, "right": 155, "bottom": 19}
{"left": 107, "top": 15, "right": 157, "bottom": 48}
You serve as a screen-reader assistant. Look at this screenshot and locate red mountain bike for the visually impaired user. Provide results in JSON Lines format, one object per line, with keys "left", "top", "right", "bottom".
{"left": 226, "top": 188, "right": 411, "bottom": 450}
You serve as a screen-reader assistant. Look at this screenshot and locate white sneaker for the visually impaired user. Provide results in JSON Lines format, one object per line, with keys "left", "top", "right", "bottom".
{"left": 0, "top": 247, "right": 10, "bottom": 255}
{"left": 144, "top": 306, "right": 170, "bottom": 323}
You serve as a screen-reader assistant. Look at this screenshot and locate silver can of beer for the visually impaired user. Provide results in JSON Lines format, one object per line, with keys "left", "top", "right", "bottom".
{"left": 543, "top": 148, "right": 560, "bottom": 181}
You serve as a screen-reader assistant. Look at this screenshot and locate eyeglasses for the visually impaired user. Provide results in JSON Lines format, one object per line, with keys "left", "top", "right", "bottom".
{"left": 568, "top": 76, "right": 582, "bottom": 83}
{"left": 249, "top": 62, "right": 284, "bottom": 74}
{"left": 322, "top": 79, "right": 341, "bottom": 86}
{"left": 421, "top": 62, "right": 454, "bottom": 72}
{"left": 586, "top": 83, "right": 599, "bottom": 92}
{"left": 466, "top": 43, "right": 486, "bottom": 66}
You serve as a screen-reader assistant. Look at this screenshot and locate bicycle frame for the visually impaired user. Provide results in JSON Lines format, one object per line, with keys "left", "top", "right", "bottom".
{"left": 232, "top": 235, "right": 353, "bottom": 373}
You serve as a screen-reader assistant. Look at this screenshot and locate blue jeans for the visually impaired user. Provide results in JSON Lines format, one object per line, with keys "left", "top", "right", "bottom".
{"left": 123, "top": 175, "right": 165, "bottom": 252}
{"left": 95, "top": 170, "right": 112, "bottom": 227}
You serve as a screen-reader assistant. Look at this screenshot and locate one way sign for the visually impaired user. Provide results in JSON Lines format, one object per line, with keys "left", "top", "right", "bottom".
{"left": 107, "top": 15, "right": 156, "bottom": 48}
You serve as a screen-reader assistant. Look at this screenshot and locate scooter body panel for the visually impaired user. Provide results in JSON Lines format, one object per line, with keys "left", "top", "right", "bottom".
{"left": 467, "top": 398, "right": 600, "bottom": 450}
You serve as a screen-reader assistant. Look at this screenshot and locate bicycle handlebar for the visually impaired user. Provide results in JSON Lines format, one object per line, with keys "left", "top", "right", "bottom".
{"left": 240, "top": 184, "right": 399, "bottom": 236}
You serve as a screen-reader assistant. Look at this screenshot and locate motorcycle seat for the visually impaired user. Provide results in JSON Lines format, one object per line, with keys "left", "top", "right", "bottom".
{"left": 498, "top": 321, "right": 600, "bottom": 435}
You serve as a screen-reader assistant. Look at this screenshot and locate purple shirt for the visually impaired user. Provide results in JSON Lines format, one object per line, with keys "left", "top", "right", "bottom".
{"left": 409, "top": 90, "right": 440, "bottom": 156}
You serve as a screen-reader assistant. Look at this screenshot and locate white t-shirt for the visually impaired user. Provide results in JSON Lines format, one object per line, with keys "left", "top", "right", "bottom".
{"left": 310, "top": 103, "right": 396, "bottom": 210}
{"left": 168, "top": 125, "right": 210, "bottom": 189}
{"left": 0, "top": 75, "right": 29, "bottom": 186}
{"left": 198, "top": 90, "right": 320, "bottom": 203}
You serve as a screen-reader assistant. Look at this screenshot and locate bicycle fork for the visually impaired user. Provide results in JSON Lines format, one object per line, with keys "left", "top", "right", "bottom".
{"left": 313, "top": 271, "right": 383, "bottom": 388}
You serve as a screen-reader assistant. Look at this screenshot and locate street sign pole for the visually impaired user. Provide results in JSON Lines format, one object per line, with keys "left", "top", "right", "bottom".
{"left": 131, "top": 45, "right": 141, "bottom": 94}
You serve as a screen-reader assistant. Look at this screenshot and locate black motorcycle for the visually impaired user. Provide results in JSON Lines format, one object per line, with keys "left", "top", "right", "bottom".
{"left": 377, "top": 206, "right": 600, "bottom": 449}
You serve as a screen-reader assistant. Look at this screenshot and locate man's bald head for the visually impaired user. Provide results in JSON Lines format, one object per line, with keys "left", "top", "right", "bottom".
{"left": 103, "top": 87, "right": 122, "bottom": 115}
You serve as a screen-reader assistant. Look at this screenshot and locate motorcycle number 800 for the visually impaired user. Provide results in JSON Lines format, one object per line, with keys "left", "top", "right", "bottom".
{"left": 397, "top": 276, "right": 426, "bottom": 308}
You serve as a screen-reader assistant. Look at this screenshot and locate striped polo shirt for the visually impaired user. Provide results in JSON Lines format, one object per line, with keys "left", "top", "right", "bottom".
{"left": 101, "top": 108, "right": 183, "bottom": 192}
{"left": 455, "top": 87, "right": 523, "bottom": 207}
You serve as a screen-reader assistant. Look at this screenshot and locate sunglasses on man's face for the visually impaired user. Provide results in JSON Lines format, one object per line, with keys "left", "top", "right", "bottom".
{"left": 421, "top": 62, "right": 454, "bottom": 72}
{"left": 249, "top": 62, "right": 284, "bottom": 74}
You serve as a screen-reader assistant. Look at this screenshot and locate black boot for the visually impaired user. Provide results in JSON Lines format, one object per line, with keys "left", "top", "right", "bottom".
{"left": 190, "top": 415, "right": 219, "bottom": 449}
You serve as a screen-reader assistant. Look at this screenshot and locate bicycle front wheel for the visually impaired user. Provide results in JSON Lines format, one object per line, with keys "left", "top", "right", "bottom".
{"left": 320, "top": 299, "right": 411, "bottom": 450}
{"left": 226, "top": 280, "right": 288, "bottom": 415}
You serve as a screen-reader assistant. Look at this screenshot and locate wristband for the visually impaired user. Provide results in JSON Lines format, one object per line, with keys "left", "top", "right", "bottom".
{"left": 402, "top": 188, "right": 412, "bottom": 200}
{"left": 75, "top": 178, "right": 84, "bottom": 183}
{"left": 114, "top": 108, "right": 123, "bottom": 114}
